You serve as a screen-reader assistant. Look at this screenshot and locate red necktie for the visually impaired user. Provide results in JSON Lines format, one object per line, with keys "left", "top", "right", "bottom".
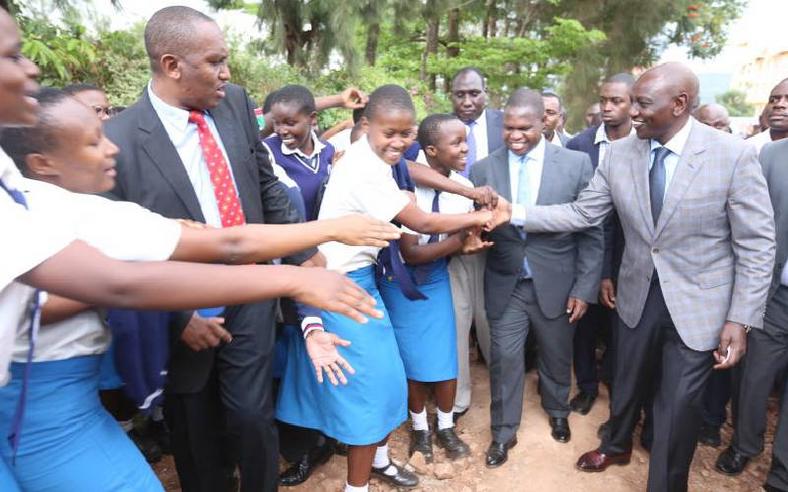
{"left": 189, "top": 110, "right": 246, "bottom": 227}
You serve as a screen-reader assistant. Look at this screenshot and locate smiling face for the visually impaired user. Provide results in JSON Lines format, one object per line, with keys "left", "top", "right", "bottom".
{"left": 630, "top": 72, "right": 690, "bottom": 143}
{"left": 170, "top": 20, "right": 230, "bottom": 111}
{"left": 32, "top": 98, "right": 120, "bottom": 193}
{"left": 0, "top": 10, "right": 41, "bottom": 126}
{"left": 503, "top": 106, "right": 544, "bottom": 156}
{"left": 363, "top": 108, "right": 417, "bottom": 165}
{"left": 424, "top": 119, "right": 468, "bottom": 174}
{"left": 270, "top": 101, "right": 316, "bottom": 153}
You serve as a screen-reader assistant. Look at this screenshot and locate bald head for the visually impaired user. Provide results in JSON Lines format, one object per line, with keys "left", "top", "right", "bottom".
{"left": 144, "top": 6, "right": 216, "bottom": 73}
{"left": 630, "top": 63, "right": 699, "bottom": 143}
{"left": 695, "top": 103, "right": 731, "bottom": 132}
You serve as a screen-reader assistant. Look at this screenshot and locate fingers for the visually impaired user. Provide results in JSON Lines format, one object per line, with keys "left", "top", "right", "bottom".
{"left": 323, "top": 364, "right": 340, "bottom": 385}
{"left": 209, "top": 321, "right": 233, "bottom": 343}
{"left": 336, "top": 355, "right": 355, "bottom": 375}
{"left": 312, "top": 360, "right": 324, "bottom": 384}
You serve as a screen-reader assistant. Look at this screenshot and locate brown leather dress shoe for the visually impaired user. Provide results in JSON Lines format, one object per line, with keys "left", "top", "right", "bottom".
{"left": 576, "top": 449, "right": 631, "bottom": 472}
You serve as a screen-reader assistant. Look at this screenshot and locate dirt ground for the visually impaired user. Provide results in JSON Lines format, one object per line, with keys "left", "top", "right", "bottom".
{"left": 155, "top": 359, "right": 777, "bottom": 492}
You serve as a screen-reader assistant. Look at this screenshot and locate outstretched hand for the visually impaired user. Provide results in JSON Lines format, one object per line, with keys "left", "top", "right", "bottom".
{"left": 461, "top": 228, "right": 494, "bottom": 254}
{"left": 339, "top": 87, "right": 368, "bottom": 109}
{"left": 291, "top": 267, "right": 383, "bottom": 324}
{"left": 468, "top": 186, "right": 499, "bottom": 209}
{"left": 305, "top": 331, "right": 355, "bottom": 385}
{"left": 332, "top": 214, "right": 401, "bottom": 247}
{"left": 483, "top": 196, "right": 512, "bottom": 231}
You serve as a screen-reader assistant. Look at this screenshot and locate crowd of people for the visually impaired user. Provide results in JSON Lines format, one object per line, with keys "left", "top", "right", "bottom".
{"left": 2, "top": 4, "right": 788, "bottom": 492}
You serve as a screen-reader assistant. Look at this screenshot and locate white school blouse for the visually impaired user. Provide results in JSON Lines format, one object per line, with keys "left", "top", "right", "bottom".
{"left": 411, "top": 163, "right": 474, "bottom": 245}
{"left": 318, "top": 136, "right": 410, "bottom": 273}
{"left": 0, "top": 150, "right": 75, "bottom": 385}
{"left": 11, "top": 178, "right": 182, "bottom": 362}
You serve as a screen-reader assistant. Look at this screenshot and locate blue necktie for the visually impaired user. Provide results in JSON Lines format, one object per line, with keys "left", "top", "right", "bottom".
{"left": 462, "top": 121, "right": 477, "bottom": 178}
{"left": 0, "top": 179, "right": 42, "bottom": 460}
{"left": 427, "top": 190, "right": 441, "bottom": 244}
{"left": 516, "top": 155, "right": 533, "bottom": 278}
{"left": 650, "top": 146, "right": 670, "bottom": 225}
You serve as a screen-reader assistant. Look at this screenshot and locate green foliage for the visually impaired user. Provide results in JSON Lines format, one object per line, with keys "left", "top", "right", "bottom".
{"left": 19, "top": 17, "right": 97, "bottom": 85}
{"left": 716, "top": 89, "right": 754, "bottom": 117}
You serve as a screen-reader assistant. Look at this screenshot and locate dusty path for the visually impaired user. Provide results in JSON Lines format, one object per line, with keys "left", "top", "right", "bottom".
{"left": 156, "top": 359, "right": 776, "bottom": 491}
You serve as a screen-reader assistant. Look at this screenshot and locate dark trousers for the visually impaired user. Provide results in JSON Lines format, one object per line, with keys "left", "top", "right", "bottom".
{"left": 733, "top": 286, "right": 788, "bottom": 490}
{"left": 166, "top": 303, "right": 279, "bottom": 492}
{"left": 489, "top": 279, "right": 574, "bottom": 443}
{"left": 573, "top": 304, "right": 614, "bottom": 395}
{"left": 701, "top": 368, "right": 732, "bottom": 428}
{"left": 600, "top": 280, "right": 713, "bottom": 492}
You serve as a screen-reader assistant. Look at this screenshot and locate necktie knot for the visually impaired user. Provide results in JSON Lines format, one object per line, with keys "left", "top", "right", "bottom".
{"left": 653, "top": 146, "right": 671, "bottom": 163}
{"left": 188, "top": 110, "right": 206, "bottom": 127}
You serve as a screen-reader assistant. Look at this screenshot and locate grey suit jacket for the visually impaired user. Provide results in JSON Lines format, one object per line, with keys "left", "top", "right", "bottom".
{"left": 525, "top": 119, "right": 776, "bottom": 351}
{"left": 470, "top": 143, "right": 603, "bottom": 321}
{"left": 760, "top": 139, "right": 788, "bottom": 300}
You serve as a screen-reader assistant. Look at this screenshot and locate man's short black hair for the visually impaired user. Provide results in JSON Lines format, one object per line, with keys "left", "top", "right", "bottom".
{"left": 507, "top": 88, "right": 545, "bottom": 115}
{"left": 62, "top": 83, "right": 103, "bottom": 96}
{"left": 604, "top": 72, "right": 635, "bottom": 88}
{"left": 144, "top": 6, "right": 215, "bottom": 73}
{"left": 0, "top": 87, "right": 73, "bottom": 172}
{"left": 541, "top": 90, "right": 562, "bottom": 109}
{"left": 365, "top": 85, "right": 415, "bottom": 121}
{"left": 266, "top": 85, "right": 316, "bottom": 115}
{"left": 417, "top": 113, "right": 460, "bottom": 149}
{"left": 450, "top": 67, "right": 486, "bottom": 89}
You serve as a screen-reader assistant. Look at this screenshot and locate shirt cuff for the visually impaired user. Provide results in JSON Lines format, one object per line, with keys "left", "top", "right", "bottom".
{"left": 301, "top": 316, "right": 325, "bottom": 339}
{"left": 510, "top": 203, "right": 526, "bottom": 227}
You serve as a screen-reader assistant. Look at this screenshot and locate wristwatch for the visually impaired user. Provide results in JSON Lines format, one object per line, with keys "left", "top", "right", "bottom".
{"left": 743, "top": 324, "right": 752, "bottom": 334}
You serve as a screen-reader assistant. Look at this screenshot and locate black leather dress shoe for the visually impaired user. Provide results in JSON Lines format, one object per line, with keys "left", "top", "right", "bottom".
{"left": 550, "top": 417, "right": 571, "bottom": 443}
{"left": 409, "top": 429, "right": 433, "bottom": 462}
{"left": 570, "top": 391, "right": 597, "bottom": 415}
{"left": 371, "top": 462, "right": 419, "bottom": 488}
{"left": 715, "top": 446, "right": 750, "bottom": 475}
{"left": 279, "top": 442, "right": 334, "bottom": 486}
{"left": 485, "top": 437, "right": 517, "bottom": 468}
{"left": 436, "top": 427, "right": 470, "bottom": 460}
{"left": 698, "top": 423, "right": 722, "bottom": 447}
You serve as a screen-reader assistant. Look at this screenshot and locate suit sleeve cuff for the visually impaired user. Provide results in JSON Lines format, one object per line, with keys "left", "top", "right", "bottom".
{"left": 510, "top": 203, "right": 526, "bottom": 227}
{"left": 301, "top": 316, "right": 325, "bottom": 339}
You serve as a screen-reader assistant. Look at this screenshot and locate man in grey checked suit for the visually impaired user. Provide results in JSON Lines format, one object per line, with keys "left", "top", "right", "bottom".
{"left": 715, "top": 138, "right": 788, "bottom": 492}
{"left": 496, "top": 63, "right": 775, "bottom": 491}
{"left": 470, "top": 88, "right": 603, "bottom": 467}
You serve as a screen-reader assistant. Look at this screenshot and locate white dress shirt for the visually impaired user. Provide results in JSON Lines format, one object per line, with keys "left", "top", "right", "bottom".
{"left": 0, "top": 149, "right": 76, "bottom": 384}
{"left": 13, "top": 179, "right": 181, "bottom": 362}
{"left": 649, "top": 118, "right": 693, "bottom": 199}
{"left": 468, "top": 109, "right": 491, "bottom": 160}
{"left": 508, "top": 137, "right": 547, "bottom": 225}
{"left": 411, "top": 163, "right": 474, "bottom": 244}
{"left": 147, "top": 82, "right": 239, "bottom": 228}
{"left": 595, "top": 124, "right": 637, "bottom": 164}
{"left": 318, "top": 136, "right": 410, "bottom": 273}
{"left": 549, "top": 131, "right": 564, "bottom": 147}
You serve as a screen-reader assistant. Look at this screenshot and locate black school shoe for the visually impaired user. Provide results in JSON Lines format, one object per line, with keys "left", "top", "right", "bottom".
{"left": 409, "top": 429, "right": 433, "bottom": 462}
{"left": 371, "top": 461, "right": 419, "bottom": 488}
{"left": 279, "top": 440, "right": 335, "bottom": 486}
{"left": 436, "top": 427, "right": 470, "bottom": 460}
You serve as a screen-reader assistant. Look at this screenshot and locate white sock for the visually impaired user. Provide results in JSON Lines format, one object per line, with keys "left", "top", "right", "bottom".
{"left": 409, "top": 408, "right": 429, "bottom": 431}
{"left": 119, "top": 419, "right": 134, "bottom": 433}
{"left": 345, "top": 483, "right": 368, "bottom": 492}
{"left": 373, "top": 444, "right": 395, "bottom": 475}
{"left": 437, "top": 408, "right": 454, "bottom": 430}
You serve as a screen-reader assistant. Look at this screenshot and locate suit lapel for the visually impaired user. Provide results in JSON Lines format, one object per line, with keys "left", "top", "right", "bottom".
{"left": 631, "top": 138, "right": 655, "bottom": 237}
{"left": 535, "top": 144, "right": 558, "bottom": 205}
{"left": 138, "top": 95, "right": 205, "bottom": 221}
{"left": 490, "top": 148, "right": 512, "bottom": 202}
{"left": 654, "top": 126, "right": 707, "bottom": 238}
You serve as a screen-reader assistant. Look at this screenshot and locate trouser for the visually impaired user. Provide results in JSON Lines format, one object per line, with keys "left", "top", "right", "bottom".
{"left": 573, "top": 303, "right": 614, "bottom": 396}
{"left": 600, "top": 280, "right": 713, "bottom": 492}
{"left": 448, "top": 252, "right": 490, "bottom": 413}
{"left": 488, "top": 279, "right": 574, "bottom": 443}
{"left": 732, "top": 286, "right": 788, "bottom": 490}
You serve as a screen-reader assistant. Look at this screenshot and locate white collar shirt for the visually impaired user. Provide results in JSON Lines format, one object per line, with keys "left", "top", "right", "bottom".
{"left": 595, "top": 124, "right": 637, "bottom": 164}
{"left": 467, "top": 109, "right": 490, "bottom": 160}
{"left": 147, "top": 82, "right": 238, "bottom": 228}
{"left": 508, "top": 136, "right": 546, "bottom": 206}
{"left": 412, "top": 163, "right": 474, "bottom": 244}
{"left": 649, "top": 118, "right": 693, "bottom": 198}
{"left": 747, "top": 129, "right": 773, "bottom": 154}
{"left": 549, "top": 131, "right": 564, "bottom": 147}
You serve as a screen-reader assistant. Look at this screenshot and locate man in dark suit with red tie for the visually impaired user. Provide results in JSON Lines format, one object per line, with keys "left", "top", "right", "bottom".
{"left": 105, "top": 7, "right": 315, "bottom": 492}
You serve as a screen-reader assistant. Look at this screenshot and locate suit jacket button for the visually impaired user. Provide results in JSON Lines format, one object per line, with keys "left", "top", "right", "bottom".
{"left": 652, "top": 248, "right": 660, "bottom": 253}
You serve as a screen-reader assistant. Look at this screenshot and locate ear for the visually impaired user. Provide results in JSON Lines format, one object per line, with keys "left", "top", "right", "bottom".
{"left": 24, "top": 153, "right": 60, "bottom": 179}
{"left": 674, "top": 92, "right": 689, "bottom": 117}
{"left": 359, "top": 116, "right": 369, "bottom": 130}
{"left": 160, "top": 54, "right": 181, "bottom": 81}
{"left": 425, "top": 144, "right": 439, "bottom": 158}
{"left": 309, "top": 111, "right": 318, "bottom": 127}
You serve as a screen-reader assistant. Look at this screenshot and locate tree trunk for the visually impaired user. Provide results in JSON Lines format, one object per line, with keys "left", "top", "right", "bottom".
{"left": 445, "top": 7, "right": 460, "bottom": 92}
{"left": 366, "top": 23, "right": 380, "bottom": 66}
{"left": 484, "top": 0, "right": 496, "bottom": 38}
{"left": 421, "top": 0, "right": 439, "bottom": 90}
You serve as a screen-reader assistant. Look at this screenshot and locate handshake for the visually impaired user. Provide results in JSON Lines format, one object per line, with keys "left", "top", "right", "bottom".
{"left": 466, "top": 185, "right": 513, "bottom": 232}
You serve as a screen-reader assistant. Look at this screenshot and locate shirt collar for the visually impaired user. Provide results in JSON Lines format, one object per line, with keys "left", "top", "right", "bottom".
{"left": 650, "top": 118, "right": 693, "bottom": 156}
{"left": 594, "top": 123, "right": 637, "bottom": 145}
{"left": 0, "top": 147, "right": 26, "bottom": 190}
{"left": 508, "top": 136, "right": 545, "bottom": 165}
{"left": 280, "top": 131, "right": 325, "bottom": 158}
{"left": 147, "top": 81, "right": 193, "bottom": 133}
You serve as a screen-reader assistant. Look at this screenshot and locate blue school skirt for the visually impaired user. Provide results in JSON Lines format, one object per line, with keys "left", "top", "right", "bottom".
{"left": 276, "top": 265, "right": 408, "bottom": 445}
{"left": 378, "top": 260, "right": 459, "bottom": 382}
{"left": 0, "top": 356, "right": 163, "bottom": 492}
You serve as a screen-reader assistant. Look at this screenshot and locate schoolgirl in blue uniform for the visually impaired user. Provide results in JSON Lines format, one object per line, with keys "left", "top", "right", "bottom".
{"left": 379, "top": 113, "right": 493, "bottom": 465}
{"left": 276, "top": 85, "right": 494, "bottom": 492}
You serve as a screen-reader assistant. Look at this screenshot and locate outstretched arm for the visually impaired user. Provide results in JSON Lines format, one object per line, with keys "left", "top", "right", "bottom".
{"left": 407, "top": 162, "right": 498, "bottom": 209}
{"left": 19, "top": 240, "right": 382, "bottom": 324}
{"left": 394, "top": 201, "right": 492, "bottom": 236}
